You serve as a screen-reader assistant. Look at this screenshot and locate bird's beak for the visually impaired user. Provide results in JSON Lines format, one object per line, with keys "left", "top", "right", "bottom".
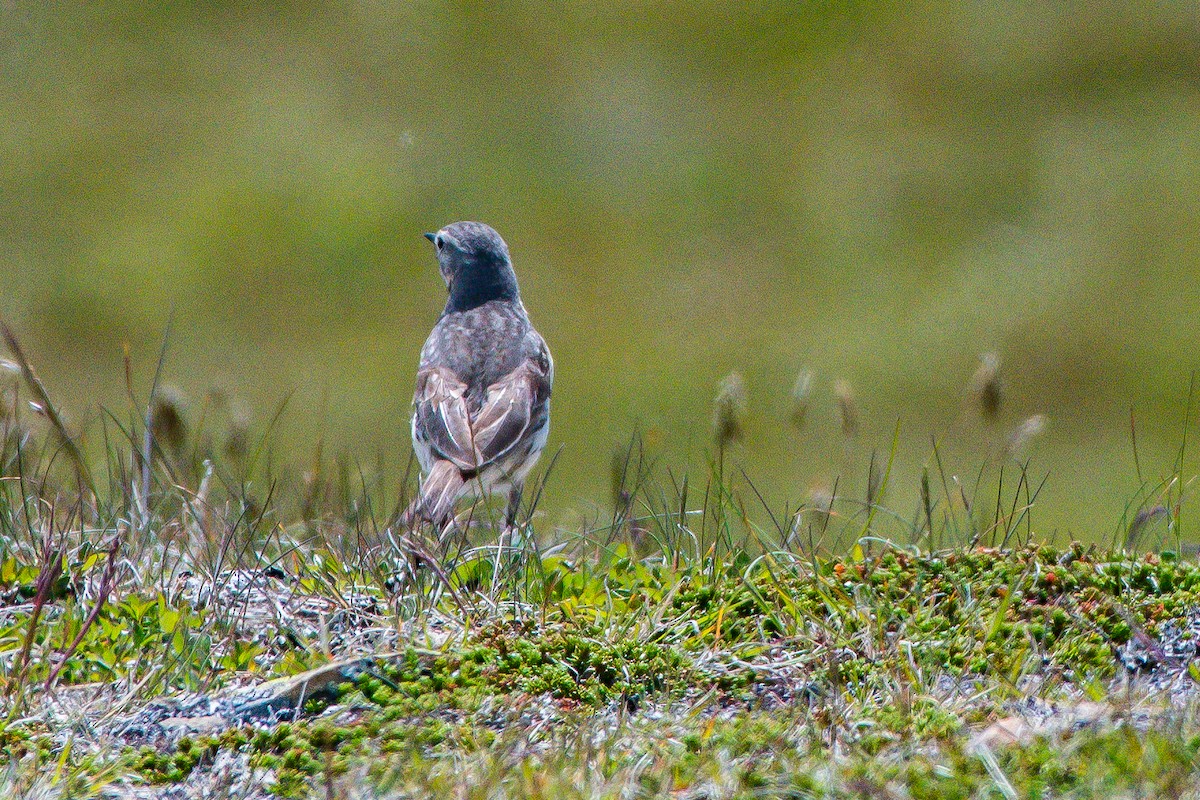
{"left": 423, "top": 232, "right": 437, "bottom": 244}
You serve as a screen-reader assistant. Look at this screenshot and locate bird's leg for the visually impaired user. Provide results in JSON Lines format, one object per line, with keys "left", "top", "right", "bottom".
{"left": 435, "top": 515, "right": 458, "bottom": 542}
{"left": 504, "top": 484, "right": 524, "bottom": 537}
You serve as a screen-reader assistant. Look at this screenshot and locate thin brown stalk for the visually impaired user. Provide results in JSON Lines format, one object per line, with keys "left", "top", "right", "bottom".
{"left": 1, "top": 322, "right": 95, "bottom": 496}
{"left": 9, "top": 519, "right": 68, "bottom": 697}
{"left": 44, "top": 528, "right": 124, "bottom": 690}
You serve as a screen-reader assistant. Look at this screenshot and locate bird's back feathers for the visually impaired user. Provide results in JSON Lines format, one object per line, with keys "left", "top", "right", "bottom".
{"left": 412, "top": 357, "right": 551, "bottom": 476}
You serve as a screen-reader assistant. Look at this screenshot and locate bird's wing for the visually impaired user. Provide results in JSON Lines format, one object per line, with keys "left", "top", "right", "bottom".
{"left": 412, "top": 367, "right": 478, "bottom": 472}
{"left": 470, "top": 360, "right": 550, "bottom": 466}
{"left": 413, "top": 360, "right": 551, "bottom": 473}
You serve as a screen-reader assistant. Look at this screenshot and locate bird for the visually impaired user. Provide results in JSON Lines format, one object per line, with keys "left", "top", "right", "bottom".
{"left": 404, "top": 221, "right": 553, "bottom": 533}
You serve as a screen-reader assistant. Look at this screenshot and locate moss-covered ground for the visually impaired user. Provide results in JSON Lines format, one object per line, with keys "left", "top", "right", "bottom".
{"left": 5, "top": 525, "right": 1200, "bottom": 799}
{"left": 2, "top": 341, "right": 1200, "bottom": 797}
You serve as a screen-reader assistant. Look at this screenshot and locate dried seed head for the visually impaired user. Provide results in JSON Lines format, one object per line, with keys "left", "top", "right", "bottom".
{"left": 866, "top": 450, "right": 884, "bottom": 507}
{"left": 970, "top": 352, "right": 1002, "bottom": 421}
{"left": 1005, "top": 414, "right": 1047, "bottom": 456}
{"left": 225, "top": 404, "right": 252, "bottom": 464}
{"left": 806, "top": 484, "right": 835, "bottom": 525}
{"left": 643, "top": 424, "right": 665, "bottom": 450}
{"left": 712, "top": 372, "right": 747, "bottom": 449}
{"left": 1125, "top": 505, "right": 1169, "bottom": 550}
{"left": 0, "top": 358, "right": 12, "bottom": 421}
{"left": 920, "top": 467, "right": 933, "bottom": 524}
{"left": 790, "top": 369, "right": 813, "bottom": 429}
{"left": 150, "top": 385, "right": 188, "bottom": 455}
{"left": 834, "top": 378, "right": 859, "bottom": 438}
{"left": 610, "top": 446, "right": 631, "bottom": 510}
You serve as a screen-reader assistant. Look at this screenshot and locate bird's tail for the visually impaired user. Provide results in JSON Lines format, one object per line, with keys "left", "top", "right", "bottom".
{"left": 404, "top": 461, "right": 466, "bottom": 528}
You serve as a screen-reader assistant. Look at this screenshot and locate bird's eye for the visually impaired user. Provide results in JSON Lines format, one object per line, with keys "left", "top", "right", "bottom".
{"left": 435, "top": 236, "right": 445, "bottom": 251}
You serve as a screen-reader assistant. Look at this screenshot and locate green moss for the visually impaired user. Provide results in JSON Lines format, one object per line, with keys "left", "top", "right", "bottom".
{"left": 93, "top": 543, "right": 1200, "bottom": 797}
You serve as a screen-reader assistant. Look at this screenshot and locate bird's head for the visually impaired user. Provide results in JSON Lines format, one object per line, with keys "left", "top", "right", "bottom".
{"left": 424, "top": 221, "right": 520, "bottom": 312}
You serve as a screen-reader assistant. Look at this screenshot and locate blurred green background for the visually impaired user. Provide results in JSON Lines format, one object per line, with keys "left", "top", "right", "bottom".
{"left": 3, "top": 1, "right": 1200, "bottom": 540}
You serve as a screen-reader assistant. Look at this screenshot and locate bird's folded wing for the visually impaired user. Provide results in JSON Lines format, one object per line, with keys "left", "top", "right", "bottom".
{"left": 413, "top": 368, "right": 478, "bottom": 472}
{"left": 414, "top": 362, "right": 550, "bottom": 473}
{"left": 470, "top": 361, "right": 549, "bottom": 465}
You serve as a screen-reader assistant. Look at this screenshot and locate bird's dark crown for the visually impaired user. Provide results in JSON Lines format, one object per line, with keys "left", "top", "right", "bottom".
{"left": 427, "top": 221, "right": 520, "bottom": 313}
